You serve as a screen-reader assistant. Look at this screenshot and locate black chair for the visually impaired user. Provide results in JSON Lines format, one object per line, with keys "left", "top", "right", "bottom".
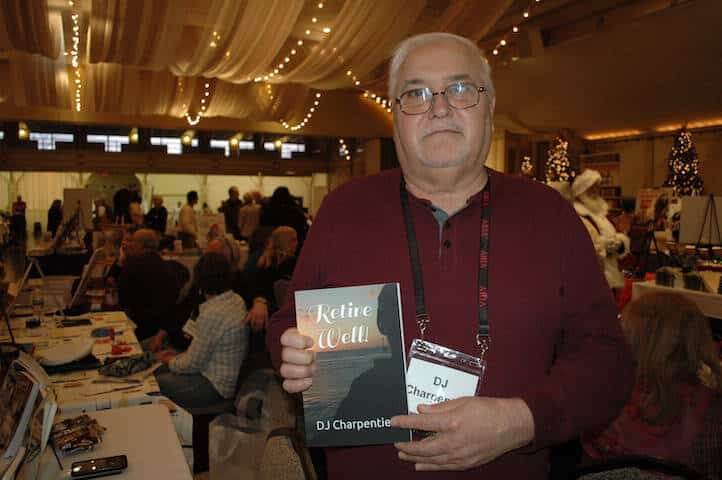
{"left": 572, "top": 455, "right": 703, "bottom": 480}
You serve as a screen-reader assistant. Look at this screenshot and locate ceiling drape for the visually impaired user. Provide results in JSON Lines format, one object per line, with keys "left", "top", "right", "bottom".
{"left": 0, "top": 0, "right": 513, "bottom": 124}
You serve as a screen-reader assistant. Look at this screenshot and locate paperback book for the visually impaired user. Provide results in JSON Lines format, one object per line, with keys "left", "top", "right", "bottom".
{"left": 295, "top": 283, "right": 410, "bottom": 447}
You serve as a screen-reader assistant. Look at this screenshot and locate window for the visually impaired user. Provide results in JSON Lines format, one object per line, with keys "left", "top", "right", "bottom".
{"left": 210, "top": 139, "right": 230, "bottom": 157}
{"left": 237, "top": 141, "right": 254, "bottom": 151}
{"left": 28, "top": 132, "right": 74, "bottom": 150}
{"left": 264, "top": 141, "right": 306, "bottom": 158}
{"left": 151, "top": 136, "right": 198, "bottom": 155}
{"left": 281, "top": 143, "right": 306, "bottom": 159}
{"left": 0, "top": 131, "right": 4, "bottom": 140}
{"left": 87, "top": 134, "right": 129, "bottom": 152}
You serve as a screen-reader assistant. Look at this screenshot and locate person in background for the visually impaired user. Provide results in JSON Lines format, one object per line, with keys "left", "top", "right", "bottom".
{"left": 238, "top": 191, "right": 262, "bottom": 242}
{"left": 10, "top": 194, "right": 27, "bottom": 241}
{"left": 245, "top": 226, "right": 297, "bottom": 332}
{"left": 178, "top": 191, "right": 199, "bottom": 248}
{"left": 145, "top": 195, "right": 168, "bottom": 235}
{"left": 572, "top": 169, "right": 630, "bottom": 289}
{"left": 221, "top": 186, "right": 242, "bottom": 240}
{"left": 584, "top": 292, "right": 721, "bottom": 479}
{"left": 129, "top": 201, "right": 144, "bottom": 227}
{"left": 47, "top": 199, "right": 63, "bottom": 237}
{"left": 271, "top": 32, "right": 633, "bottom": 479}
{"left": 118, "top": 229, "right": 182, "bottom": 349}
{"left": 260, "top": 186, "right": 307, "bottom": 252}
{"left": 202, "top": 202, "right": 213, "bottom": 215}
{"left": 155, "top": 252, "right": 249, "bottom": 409}
{"left": 612, "top": 197, "right": 637, "bottom": 235}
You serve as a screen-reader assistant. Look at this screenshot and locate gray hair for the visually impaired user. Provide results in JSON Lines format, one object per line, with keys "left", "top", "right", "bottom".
{"left": 388, "top": 32, "right": 495, "bottom": 104}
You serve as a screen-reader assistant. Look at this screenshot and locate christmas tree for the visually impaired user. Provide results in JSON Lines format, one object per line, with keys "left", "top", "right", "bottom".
{"left": 520, "top": 156, "right": 534, "bottom": 178}
{"left": 664, "top": 129, "right": 704, "bottom": 196}
{"left": 545, "top": 136, "right": 575, "bottom": 183}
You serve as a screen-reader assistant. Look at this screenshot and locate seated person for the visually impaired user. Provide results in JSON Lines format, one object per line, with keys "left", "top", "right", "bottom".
{"left": 117, "top": 229, "right": 183, "bottom": 347}
{"left": 243, "top": 226, "right": 297, "bottom": 332}
{"left": 583, "top": 292, "right": 722, "bottom": 479}
{"left": 155, "top": 253, "right": 249, "bottom": 410}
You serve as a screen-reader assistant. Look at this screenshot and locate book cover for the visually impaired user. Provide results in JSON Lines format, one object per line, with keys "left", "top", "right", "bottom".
{"left": 295, "top": 282, "right": 410, "bottom": 447}
{"left": 0, "top": 362, "right": 40, "bottom": 459}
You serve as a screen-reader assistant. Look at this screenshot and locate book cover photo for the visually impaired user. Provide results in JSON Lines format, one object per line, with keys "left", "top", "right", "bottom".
{"left": 295, "top": 282, "right": 410, "bottom": 447}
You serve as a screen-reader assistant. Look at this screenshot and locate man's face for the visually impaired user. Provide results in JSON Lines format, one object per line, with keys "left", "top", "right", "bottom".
{"left": 393, "top": 40, "right": 493, "bottom": 176}
{"left": 123, "top": 236, "right": 142, "bottom": 258}
{"left": 230, "top": 188, "right": 239, "bottom": 200}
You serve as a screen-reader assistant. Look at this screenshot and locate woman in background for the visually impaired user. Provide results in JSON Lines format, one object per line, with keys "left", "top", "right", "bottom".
{"left": 47, "top": 199, "right": 63, "bottom": 237}
{"left": 584, "top": 292, "right": 721, "bottom": 479}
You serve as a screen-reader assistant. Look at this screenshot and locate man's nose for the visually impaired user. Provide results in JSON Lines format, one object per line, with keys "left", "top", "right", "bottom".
{"left": 428, "top": 92, "right": 450, "bottom": 117}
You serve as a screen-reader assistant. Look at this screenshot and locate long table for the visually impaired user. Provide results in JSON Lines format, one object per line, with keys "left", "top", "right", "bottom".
{"left": 1, "top": 311, "right": 162, "bottom": 413}
{"left": 19, "top": 404, "right": 193, "bottom": 480}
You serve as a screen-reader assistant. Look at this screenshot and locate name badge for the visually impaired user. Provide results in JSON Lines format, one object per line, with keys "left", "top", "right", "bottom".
{"left": 406, "top": 339, "right": 485, "bottom": 414}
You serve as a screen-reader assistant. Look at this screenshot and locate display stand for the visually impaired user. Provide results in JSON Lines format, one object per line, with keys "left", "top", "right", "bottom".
{"left": 695, "top": 194, "right": 722, "bottom": 256}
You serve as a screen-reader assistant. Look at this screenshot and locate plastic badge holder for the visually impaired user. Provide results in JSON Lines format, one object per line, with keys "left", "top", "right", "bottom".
{"left": 406, "top": 339, "right": 485, "bottom": 437}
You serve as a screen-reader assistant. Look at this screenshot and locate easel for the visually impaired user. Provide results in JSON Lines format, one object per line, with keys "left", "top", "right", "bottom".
{"left": 695, "top": 194, "right": 722, "bottom": 256}
{"left": 51, "top": 203, "right": 84, "bottom": 251}
{"left": 634, "top": 221, "right": 662, "bottom": 277}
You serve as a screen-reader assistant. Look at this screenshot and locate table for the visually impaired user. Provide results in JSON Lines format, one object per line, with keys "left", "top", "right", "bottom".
{"left": 20, "top": 403, "right": 192, "bottom": 480}
{"left": 632, "top": 277, "right": 722, "bottom": 320}
{"left": 1, "top": 311, "right": 162, "bottom": 414}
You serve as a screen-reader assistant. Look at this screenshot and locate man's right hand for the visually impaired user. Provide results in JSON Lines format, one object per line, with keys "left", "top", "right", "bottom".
{"left": 279, "top": 328, "right": 316, "bottom": 393}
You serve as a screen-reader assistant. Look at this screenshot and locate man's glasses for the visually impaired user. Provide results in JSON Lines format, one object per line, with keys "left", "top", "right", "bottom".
{"left": 395, "top": 82, "right": 487, "bottom": 115}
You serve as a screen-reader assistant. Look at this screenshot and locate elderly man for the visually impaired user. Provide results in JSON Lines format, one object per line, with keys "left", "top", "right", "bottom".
{"left": 118, "top": 229, "right": 183, "bottom": 349}
{"left": 268, "top": 33, "right": 633, "bottom": 479}
{"left": 572, "top": 169, "right": 630, "bottom": 289}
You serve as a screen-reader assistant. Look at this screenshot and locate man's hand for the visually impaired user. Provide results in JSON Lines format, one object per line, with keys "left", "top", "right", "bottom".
{"left": 156, "top": 350, "right": 176, "bottom": 364}
{"left": 391, "top": 397, "right": 534, "bottom": 471}
{"left": 148, "top": 330, "right": 166, "bottom": 352}
{"left": 279, "top": 328, "right": 316, "bottom": 393}
{"left": 246, "top": 300, "right": 269, "bottom": 331}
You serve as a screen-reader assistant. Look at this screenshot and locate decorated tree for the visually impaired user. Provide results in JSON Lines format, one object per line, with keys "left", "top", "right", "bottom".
{"left": 545, "top": 136, "right": 575, "bottom": 183}
{"left": 520, "top": 155, "right": 534, "bottom": 178}
{"left": 664, "top": 129, "right": 704, "bottom": 196}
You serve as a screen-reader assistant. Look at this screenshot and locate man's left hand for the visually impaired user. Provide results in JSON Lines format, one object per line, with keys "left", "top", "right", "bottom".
{"left": 391, "top": 397, "right": 534, "bottom": 471}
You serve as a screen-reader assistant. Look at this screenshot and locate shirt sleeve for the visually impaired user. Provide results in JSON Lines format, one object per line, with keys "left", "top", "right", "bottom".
{"left": 518, "top": 201, "right": 635, "bottom": 450}
{"left": 169, "top": 308, "right": 217, "bottom": 374}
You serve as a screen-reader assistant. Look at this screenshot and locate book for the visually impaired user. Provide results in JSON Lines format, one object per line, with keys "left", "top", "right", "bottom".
{"left": 295, "top": 282, "right": 410, "bottom": 447}
{"left": 0, "top": 352, "right": 49, "bottom": 460}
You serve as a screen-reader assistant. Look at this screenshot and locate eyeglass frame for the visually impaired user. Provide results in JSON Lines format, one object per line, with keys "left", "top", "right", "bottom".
{"left": 394, "top": 83, "right": 488, "bottom": 115}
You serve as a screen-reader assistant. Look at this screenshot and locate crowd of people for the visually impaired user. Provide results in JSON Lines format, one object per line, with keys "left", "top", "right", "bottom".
{"left": 7, "top": 31, "right": 720, "bottom": 480}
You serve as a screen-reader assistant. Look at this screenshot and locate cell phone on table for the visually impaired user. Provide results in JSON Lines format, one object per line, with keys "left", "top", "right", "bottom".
{"left": 70, "top": 455, "right": 128, "bottom": 479}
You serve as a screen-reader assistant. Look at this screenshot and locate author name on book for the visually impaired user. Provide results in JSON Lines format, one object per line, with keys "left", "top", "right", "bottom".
{"left": 315, "top": 417, "right": 392, "bottom": 432}
{"left": 309, "top": 302, "right": 373, "bottom": 349}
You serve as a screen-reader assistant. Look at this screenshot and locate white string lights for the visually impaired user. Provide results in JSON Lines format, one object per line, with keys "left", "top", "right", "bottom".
{"left": 339, "top": 138, "right": 351, "bottom": 161}
{"left": 363, "top": 91, "right": 393, "bottom": 115}
{"left": 281, "top": 92, "right": 322, "bottom": 131}
{"left": 184, "top": 80, "right": 211, "bottom": 126}
{"left": 490, "top": 0, "right": 542, "bottom": 59}
{"left": 70, "top": 5, "right": 81, "bottom": 112}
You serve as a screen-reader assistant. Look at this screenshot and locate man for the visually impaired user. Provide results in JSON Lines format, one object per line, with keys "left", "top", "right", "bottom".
{"left": 145, "top": 195, "right": 168, "bottom": 234}
{"left": 11, "top": 195, "right": 27, "bottom": 240}
{"left": 572, "top": 169, "right": 630, "bottom": 289}
{"left": 268, "top": 32, "right": 633, "bottom": 479}
{"left": 118, "top": 229, "right": 182, "bottom": 350}
{"left": 221, "top": 186, "right": 242, "bottom": 240}
{"left": 178, "top": 190, "right": 199, "bottom": 248}
{"left": 238, "top": 191, "right": 262, "bottom": 241}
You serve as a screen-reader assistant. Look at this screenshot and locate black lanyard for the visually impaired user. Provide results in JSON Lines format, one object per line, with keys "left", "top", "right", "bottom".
{"left": 399, "top": 177, "right": 491, "bottom": 355}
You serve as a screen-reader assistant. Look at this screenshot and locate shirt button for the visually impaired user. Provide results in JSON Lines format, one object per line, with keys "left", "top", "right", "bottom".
{"left": 443, "top": 239, "right": 452, "bottom": 248}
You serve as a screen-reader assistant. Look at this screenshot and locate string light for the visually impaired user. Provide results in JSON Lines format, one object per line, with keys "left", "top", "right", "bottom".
{"left": 339, "top": 138, "right": 351, "bottom": 160}
{"left": 184, "top": 80, "right": 211, "bottom": 126}
{"left": 488, "top": 0, "right": 542, "bottom": 61}
{"left": 281, "top": 92, "right": 322, "bottom": 131}
{"left": 70, "top": 10, "right": 81, "bottom": 112}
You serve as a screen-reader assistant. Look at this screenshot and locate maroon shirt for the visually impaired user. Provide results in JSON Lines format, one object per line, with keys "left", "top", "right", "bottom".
{"left": 267, "top": 168, "right": 634, "bottom": 479}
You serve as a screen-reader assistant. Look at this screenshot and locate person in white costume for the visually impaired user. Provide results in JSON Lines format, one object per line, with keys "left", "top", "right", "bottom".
{"left": 572, "top": 169, "right": 630, "bottom": 288}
